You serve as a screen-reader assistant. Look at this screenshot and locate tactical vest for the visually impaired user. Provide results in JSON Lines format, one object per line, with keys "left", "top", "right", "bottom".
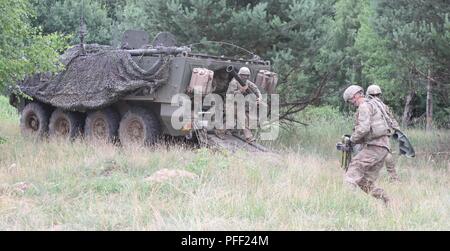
{"left": 366, "top": 98, "right": 393, "bottom": 139}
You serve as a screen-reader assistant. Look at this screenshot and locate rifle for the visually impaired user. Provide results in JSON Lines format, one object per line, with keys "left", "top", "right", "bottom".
{"left": 336, "top": 135, "right": 353, "bottom": 172}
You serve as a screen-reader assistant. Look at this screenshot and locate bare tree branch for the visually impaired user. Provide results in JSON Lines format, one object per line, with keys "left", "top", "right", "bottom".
{"left": 278, "top": 72, "right": 330, "bottom": 122}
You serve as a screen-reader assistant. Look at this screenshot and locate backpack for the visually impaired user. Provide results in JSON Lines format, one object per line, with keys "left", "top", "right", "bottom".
{"left": 367, "top": 98, "right": 394, "bottom": 138}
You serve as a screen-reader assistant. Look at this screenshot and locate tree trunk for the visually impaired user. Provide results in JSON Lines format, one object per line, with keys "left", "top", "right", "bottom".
{"left": 426, "top": 68, "right": 433, "bottom": 131}
{"left": 402, "top": 90, "right": 415, "bottom": 128}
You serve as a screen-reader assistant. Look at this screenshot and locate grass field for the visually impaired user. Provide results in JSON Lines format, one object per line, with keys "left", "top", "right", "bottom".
{"left": 0, "top": 96, "right": 449, "bottom": 230}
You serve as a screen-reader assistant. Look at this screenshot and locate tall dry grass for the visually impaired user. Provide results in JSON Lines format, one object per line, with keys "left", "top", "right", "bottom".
{"left": 0, "top": 98, "right": 448, "bottom": 230}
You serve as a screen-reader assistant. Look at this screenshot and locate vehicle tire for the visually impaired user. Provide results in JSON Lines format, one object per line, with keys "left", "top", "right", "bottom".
{"left": 118, "top": 107, "right": 161, "bottom": 146}
{"left": 84, "top": 108, "right": 120, "bottom": 142}
{"left": 49, "top": 109, "right": 84, "bottom": 140}
{"left": 20, "top": 102, "right": 50, "bottom": 138}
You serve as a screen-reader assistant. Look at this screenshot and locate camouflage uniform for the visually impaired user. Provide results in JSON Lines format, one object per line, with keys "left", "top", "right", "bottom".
{"left": 345, "top": 98, "right": 391, "bottom": 203}
{"left": 369, "top": 96, "right": 401, "bottom": 181}
{"left": 227, "top": 78, "right": 262, "bottom": 97}
{"left": 226, "top": 78, "right": 262, "bottom": 141}
{"left": 384, "top": 153, "right": 398, "bottom": 180}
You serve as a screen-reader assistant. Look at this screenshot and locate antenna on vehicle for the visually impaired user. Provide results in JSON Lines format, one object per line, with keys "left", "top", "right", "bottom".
{"left": 78, "top": 0, "right": 87, "bottom": 55}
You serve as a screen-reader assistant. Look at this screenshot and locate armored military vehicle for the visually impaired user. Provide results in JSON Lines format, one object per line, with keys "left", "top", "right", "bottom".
{"left": 10, "top": 31, "right": 278, "bottom": 151}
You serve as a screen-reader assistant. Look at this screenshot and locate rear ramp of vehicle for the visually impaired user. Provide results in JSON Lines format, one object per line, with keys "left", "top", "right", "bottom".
{"left": 204, "top": 133, "right": 270, "bottom": 152}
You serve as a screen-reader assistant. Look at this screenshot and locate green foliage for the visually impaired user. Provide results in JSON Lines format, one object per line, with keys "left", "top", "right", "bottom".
{"left": 370, "top": 0, "right": 450, "bottom": 125}
{"left": 330, "top": 0, "right": 364, "bottom": 85}
{"left": 137, "top": 0, "right": 449, "bottom": 128}
{"left": 2, "top": 0, "right": 449, "bottom": 128}
{"left": 116, "top": 0, "right": 340, "bottom": 108}
{"left": 185, "top": 148, "right": 210, "bottom": 175}
{"left": 0, "top": 0, "right": 69, "bottom": 91}
{"left": 31, "top": 0, "right": 113, "bottom": 44}
{"left": 353, "top": 0, "right": 407, "bottom": 113}
{"left": 299, "top": 105, "right": 350, "bottom": 124}
{"left": 270, "top": 0, "right": 337, "bottom": 104}
{"left": 274, "top": 106, "right": 353, "bottom": 155}
{"left": 116, "top": 0, "right": 282, "bottom": 55}
{"left": 0, "top": 96, "right": 19, "bottom": 122}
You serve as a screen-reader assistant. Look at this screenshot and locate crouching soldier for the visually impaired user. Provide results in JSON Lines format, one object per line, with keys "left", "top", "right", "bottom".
{"left": 343, "top": 85, "right": 391, "bottom": 205}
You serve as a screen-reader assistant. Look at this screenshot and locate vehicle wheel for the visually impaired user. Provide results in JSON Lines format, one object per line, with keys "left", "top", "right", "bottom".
{"left": 84, "top": 108, "right": 120, "bottom": 142}
{"left": 49, "top": 109, "right": 84, "bottom": 140}
{"left": 20, "top": 102, "right": 50, "bottom": 138}
{"left": 119, "top": 107, "right": 161, "bottom": 146}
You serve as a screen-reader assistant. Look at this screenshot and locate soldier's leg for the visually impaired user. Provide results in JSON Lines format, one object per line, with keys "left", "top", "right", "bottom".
{"left": 231, "top": 105, "right": 242, "bottom": 136}
{"left": 213, "top": 104, "right": 226, "bottom": 139}
{"left": 345, "top": 149, "right": 367, "bottom": 187}
{"left": 243, "top": 111, "right": 254, "bottom": 141}
{"left": 357, "top": 178, "right": 390, "bottom": 204}
{"left": 385, "top": 152, "right": 399, "bottom": 181}
{"left": 345, "top": 145, "right": 389, "bottom": 203}
{"left": 361, "top": 146, "right": 390, "bottom": 203}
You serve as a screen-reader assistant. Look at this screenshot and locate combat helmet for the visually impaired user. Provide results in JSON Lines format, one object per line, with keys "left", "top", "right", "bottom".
{"left": 238, "top": 67, "right": 251, "bottom": 75}
{"left": 343, "top": 85, "right": 363, "bottom": 102}
{"left": 367, "top": 84, "right": 382, "bottom": 95}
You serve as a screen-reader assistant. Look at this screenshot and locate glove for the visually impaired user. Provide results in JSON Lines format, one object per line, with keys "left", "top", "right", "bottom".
{"left": 239, "top": 84, "right": 249, "bottom": 93}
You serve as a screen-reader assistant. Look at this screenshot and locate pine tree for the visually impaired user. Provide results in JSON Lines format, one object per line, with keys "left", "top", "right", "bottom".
{"left": 372, "top": 0, "right": 450, "bottom": 127}
{"left": 31, "top": 0, "right": 113, "bottom": 45}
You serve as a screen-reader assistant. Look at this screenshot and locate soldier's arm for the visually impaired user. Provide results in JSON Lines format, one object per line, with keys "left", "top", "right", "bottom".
{"left": 247, "top": 81, "right": 262, "bottom": 99}
{"left": 227, "top": 79, "right": 239, "bottom": 95}
{"left": 350, "top": 103, "right": 371, "bottom": 143}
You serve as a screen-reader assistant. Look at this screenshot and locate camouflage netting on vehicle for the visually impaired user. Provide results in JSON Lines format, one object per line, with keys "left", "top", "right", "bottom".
{"left": 18, "top": 44, "right": 171, "bottom": 111}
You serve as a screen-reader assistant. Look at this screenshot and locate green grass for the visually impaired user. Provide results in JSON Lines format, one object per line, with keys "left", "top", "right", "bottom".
{"left": 0, "top": 96, "right": 19, "bottom": 123}
{"left": 0, "top": 101, "right": 449, "bottom": 230}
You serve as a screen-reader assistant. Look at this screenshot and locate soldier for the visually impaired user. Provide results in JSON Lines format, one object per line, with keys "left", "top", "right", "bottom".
{"left": 366, "top": 84, "right": 401, "bottom": 182}
{"left": 343, "top": 85, "right": 391, "bottom": 205}
{"left": 226, "top": 67, "right": 262, "bottom": 142}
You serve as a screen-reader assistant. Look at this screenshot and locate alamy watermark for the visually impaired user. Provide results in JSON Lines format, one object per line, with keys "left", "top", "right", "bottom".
{"left": 171, "top": 91, "right": 279, "bottom": 141}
